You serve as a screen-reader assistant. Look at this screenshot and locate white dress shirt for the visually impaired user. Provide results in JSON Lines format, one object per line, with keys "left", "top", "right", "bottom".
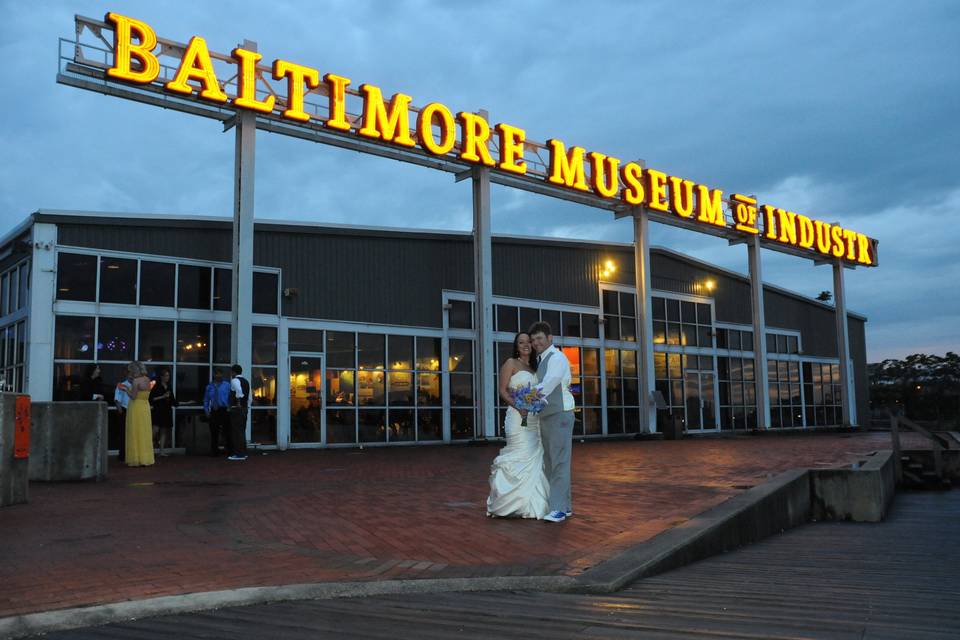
{"left": 537, "top": 344, "right": 576, "bottom": 411}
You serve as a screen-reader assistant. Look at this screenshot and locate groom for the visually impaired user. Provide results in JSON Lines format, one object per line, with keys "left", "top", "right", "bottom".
{"left": 529, "top": 321, "right": 575, "bottom": 523}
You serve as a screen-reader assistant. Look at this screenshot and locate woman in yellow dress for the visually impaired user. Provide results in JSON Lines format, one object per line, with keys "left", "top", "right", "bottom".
{"left": 124, "top": 361, "right": 155, "bottom": 467}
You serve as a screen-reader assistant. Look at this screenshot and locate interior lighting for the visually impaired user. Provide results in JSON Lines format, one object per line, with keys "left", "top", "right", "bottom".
{"left": 705, "top": 279, "right": 716, "bottom": 292}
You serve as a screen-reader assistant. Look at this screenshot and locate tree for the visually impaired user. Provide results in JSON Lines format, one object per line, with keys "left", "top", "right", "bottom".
{"left": 869, "top": 352, "right": 960, "bottom": 425}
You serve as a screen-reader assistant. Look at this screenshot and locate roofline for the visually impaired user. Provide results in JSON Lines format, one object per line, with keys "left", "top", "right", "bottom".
{"left": 17, "top": 209, "right": 865, "bottom": 319}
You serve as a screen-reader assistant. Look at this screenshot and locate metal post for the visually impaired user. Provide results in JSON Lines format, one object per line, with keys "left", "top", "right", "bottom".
{"left": 633, "top": 209, "right": 657, "bottom": 433}
{"left": 472, "top": 159, "right": 495, "bottom": 439}
{"left": 832, "top": 259, "right": 854, "bottom": 426}
{"left": 230, "top": 40, "right": 257, "bottom": 440}
{"left": 472, "top": 165, "right": 495, "bottom": 439}
{"left": 748, "top": 235, "right": 771, "bottom": 429}
{"left": 26, "top": 223, "right": 57, "bottom": 401}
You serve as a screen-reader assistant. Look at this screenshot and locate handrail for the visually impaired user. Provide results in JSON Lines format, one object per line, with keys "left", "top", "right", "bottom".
{"left": 888, "top": 409, "right": 948, "bottom": 482}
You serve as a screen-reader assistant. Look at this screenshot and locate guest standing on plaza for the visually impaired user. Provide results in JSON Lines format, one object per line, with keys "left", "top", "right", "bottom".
{"left": 149, "top": 369, "right": 178, "bottom": 456}
{"left": 227, "top": 364, "right": 250, "bottom": 461}
{"left": 124, "top": 361, "right": 155, "bottom": 467}
{"left": 113, "top": 372, "right": 133, "bottom": 463}
{"left": 203, "top": 369, "right": 231, "bottom": 456}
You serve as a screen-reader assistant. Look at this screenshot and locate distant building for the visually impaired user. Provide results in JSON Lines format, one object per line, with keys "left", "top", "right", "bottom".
{"left": 0, "top": 210, "right": 867, "bottom": 450}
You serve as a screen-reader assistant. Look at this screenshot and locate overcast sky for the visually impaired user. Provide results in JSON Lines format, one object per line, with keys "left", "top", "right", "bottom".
{"left": 1, "top": 1, "right": 957, "bottom": 361}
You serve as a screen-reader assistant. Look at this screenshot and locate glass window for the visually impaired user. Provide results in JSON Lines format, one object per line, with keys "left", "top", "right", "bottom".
{"left": 696, "top": 303, "right": 711, "bottom": 325}
{"left": 652, "top": 297, "right": 666, "bottom": 321}
{"left": 357, "top": 333, "right": 385, "bottom": 371}
{"left": 388, "top": 335, "right": 413, "bottom": 370}
{"left": 326, "top": 409, "right": 356, "bottom": 444}
{"left": 449, "top": 300, "right": 472, "bottom": 329}
{"left": 766, "top": 333, "right": 778, "bottom": 353}
{"left": 417, "top": 373, "right": 442, "bottom": 405}
{"left": 416, "top": 337, "right": 441, "bottom": 371}
{"left": 56, "top": 253, "right": 97, "bottom": 301}
{"left": 389, "top": 409, "right": 415, "bottom": 442}
{"left": 605, "top": 315, "right": 620, "bottom": 340}
{"left": 326, "top": 331, "right": 355, "bottom": 368}
{"left": 653, "top": 321, "right": 666, "bottom": 344}
{"left": 561, "top": 312, "right": 581, "bottom": 338}
{"left": 449, "top": 339, "right": 473, "bottom": 372}
{"left": 621, "top": 350, "right": 638, "bottom": 377}
{"left": 418, "top": 409, "right": 443, "bottom": 441}
{"left": 251, "top": 409, "right": 278, "bottom": 445}
{"left": 252, "top": 271, "right": 279, "bottom": 315}
{"left": 541, "top": 309, "right": 561, "bottom": 336}
{"left": 496, "top": 305, "right": 518, "bottom": 333}
{"left": 357, "top": 369, "right": 385, "bottom": 406}
{"left": 619, "top": 292, "right": 636, "bottom": 317}
{"left": 213, "top": 267, "right": 232, "bottom": 311}
{"left": 7, "top": 273, "right": 18, "bottom": 316}
{"left": 18, "top": 264, "right": 29, "bottom": 311}
{"left": 139, "top": 261, "right": 175, "bottom": 307}
{"left": 777, "top": 334, "right": 788, "bottom": 355}
{"left": 177, "top": 264, "right": 211, "bottom": 309}
{"left": 359, "top": 409, "right": 386, "bottom": 443}
{"left": 95, "top": 317, "right": 134, "bottom": 361}
{"left": 602, "top": 289, "right": 619, "bottom": 315}
{"left": 787, "top": 335, "right": 799, "bottom": 355}
{"left": 174, "top": 365, "right": 210, "bottom": 405}
{"left": 177, "top": 322, "right": 210, "bottom": 363}
{"left": 387, "top": 371, "right": 414, "bottom": 405}
{"left": 251, "top": 367, "right": 277, "bottom": 406}
{"left": 581, "top": 314, "right": 599, "bottom": 339}
{"left": 681, "top": 301, "right": 696, "bottom": 324}
{"left": 519, "top": 307, "right": 539, "bottom": 334}
{"left": 252, "top": 325, "right": 278, "bottom": 365}
{"left": 582, "top": 348, "right": 599, "bottom": 376}
{"left": 212, "top": 323, "right": 231, "bottom": 364}
{"left": 0, "top": 274, "right": 6, "bottom": 316}
{"left": 327, "top": 369, "right": 356, "bottom": 406}
{"left": 289, "top": 328, "right": 324, "bottom": 353}
{"left": 450, "top": 409, "right": 474, "bottom": 440}
{"left": 138, "top": 320, "right": 174, "bottom": 363}
{"left": 450, "top": 374, "right": 474, "bottom": 406}
{"left": 54, "top": 315, "right": 95, "bottom": 359}
{"left": 98, "top": 257, "right": 137, "bottom": 304}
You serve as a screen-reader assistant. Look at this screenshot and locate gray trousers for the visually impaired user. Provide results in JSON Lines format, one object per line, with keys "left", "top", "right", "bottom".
{"left": 539, "top": 410, "right": 574, "bottom": 512}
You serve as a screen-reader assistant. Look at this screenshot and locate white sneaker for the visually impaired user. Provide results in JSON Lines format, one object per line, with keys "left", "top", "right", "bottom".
{"left": 565, "top": 510, "right": 573, "bottom": 518}
{"left": 543, "top": 510, "right": 566, "bottom": 522}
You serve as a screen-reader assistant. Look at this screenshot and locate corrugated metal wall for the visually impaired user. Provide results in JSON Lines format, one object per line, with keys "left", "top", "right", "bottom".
{"left": 57, "top": 222, "right": 233, "bottom": 262}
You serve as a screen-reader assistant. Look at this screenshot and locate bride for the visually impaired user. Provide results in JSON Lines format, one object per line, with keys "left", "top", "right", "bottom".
{"left": 486, "top": 331, "right": 550, "bottom": 519}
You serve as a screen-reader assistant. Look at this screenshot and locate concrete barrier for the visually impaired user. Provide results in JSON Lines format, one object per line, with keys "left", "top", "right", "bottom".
{"left": 29, "top": 401, "right": 108, "bottom": 482}
{"left": 811, "top": 450, "right": 896, "bottom": 522}
{"left": 0, "top": 394, "right": 30, "bottom": 506}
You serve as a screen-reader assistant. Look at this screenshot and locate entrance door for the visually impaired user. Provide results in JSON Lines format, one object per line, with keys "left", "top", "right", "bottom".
{"left": 684, "top": 371, "right": 717, "bottom": 431}
{"left": 289, "top": 354, "right": 324, "bottom": 445}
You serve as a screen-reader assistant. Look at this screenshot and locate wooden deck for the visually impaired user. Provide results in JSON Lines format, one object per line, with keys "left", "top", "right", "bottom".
{"left": 49, "top": 490, "right": 960, "bottom": 639}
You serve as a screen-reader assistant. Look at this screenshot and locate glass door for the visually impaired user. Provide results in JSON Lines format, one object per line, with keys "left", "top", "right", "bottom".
{"left": 684, "top": 370, "right": 718, "bottom": 431}
{"left": 289, "top": 354, "right": 324, "bottom": 445}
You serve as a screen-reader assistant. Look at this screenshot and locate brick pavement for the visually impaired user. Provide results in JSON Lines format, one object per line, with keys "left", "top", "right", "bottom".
{"left": 0, "top": 432, "right": 910, "bottom": 617}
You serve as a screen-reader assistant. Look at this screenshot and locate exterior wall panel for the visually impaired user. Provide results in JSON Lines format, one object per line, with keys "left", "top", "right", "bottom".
{"left": 56, "top": 222, "right": 231, "bottom": 262}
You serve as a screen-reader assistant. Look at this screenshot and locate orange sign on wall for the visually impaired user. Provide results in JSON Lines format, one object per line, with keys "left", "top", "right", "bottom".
{"left": 14, "top": 396, "right": 30, "bottom": 459}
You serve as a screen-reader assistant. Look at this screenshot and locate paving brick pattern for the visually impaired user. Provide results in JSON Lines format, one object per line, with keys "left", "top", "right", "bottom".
{"left": 0, "top": 432, "right": 910, "bottom": 617}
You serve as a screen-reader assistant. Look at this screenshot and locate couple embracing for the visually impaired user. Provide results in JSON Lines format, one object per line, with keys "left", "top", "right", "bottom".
{"left": 487, "top": 322, "right": 574, "bottom": 523}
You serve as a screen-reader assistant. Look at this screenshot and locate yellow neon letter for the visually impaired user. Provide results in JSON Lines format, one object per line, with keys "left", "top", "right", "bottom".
{"left": 732, "top": 194, "right": 759, "bottom": 234}
{"left": 272, "top": 60, "right": 320, "bottom": 122}
{"left": 417, "top": 102, "right": 456, "bottom": 156}
{"left": 231, "top": 48, "right": 275, "bottom": 113}
{"left": 668, "top": 176, "right": 695, "bottom": 218}
{"left": 796, "top": 214, "right": 816, "bottom": 248}
{"left": 776, "top": 210, "right": 799, "bottom": 246}
{"left": 458, "top": 112, "right": 496, "bottom": 166}
{"left": 814, "top": 220, "right": 833, "bottom": 255}
{"left": 546, "top": 140, "right": 588, "bottom": 191}
{"left": 589, "top": 152, "right": 620, "bottom": 198}
{"left": 620, "top": 163, "right": 645, "bottom": 205}
{"left": 645, "top": 169, "right": 670, "bottom": 212}
{"left": 856, "top": 233, "right": 874, "bottom": 265}
{"left": 496, "top": 123, "right": 527, "bottom": 175}
{"left": 358, "top": 85, "right": 415, "bottom": 147}
{"left": 164, "top": 36, "right": 228, "bottom": 102}
{"left": 763, "top": 205, "right": 778, "bottom": 239}
{"left": 842, "top": 228, "right": 858, "bottom": 261}
{"left": 323, "top": 73, "right": 352, "bottom": 131}
{"left": 830, "top": 224, "right": 846, "bottom": 257}
{"left": 695, "top": 185, "right": 725, "bottom": 226}
{"left": 106, "top": 12, "right": 160, "bottom": 84}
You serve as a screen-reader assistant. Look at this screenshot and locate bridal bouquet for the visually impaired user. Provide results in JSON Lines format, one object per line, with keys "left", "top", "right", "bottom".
{"left": 510, "top": 383, "right": 546, "bottom": 427}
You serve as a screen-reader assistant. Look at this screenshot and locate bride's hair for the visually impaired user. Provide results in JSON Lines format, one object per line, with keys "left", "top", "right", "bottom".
{"left": 512, "top": 332, "right": 531, "bottom": 363}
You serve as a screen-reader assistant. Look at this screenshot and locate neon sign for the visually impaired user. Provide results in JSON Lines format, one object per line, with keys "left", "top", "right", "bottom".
{"left": 102, "top": 12, "right": 877, "bottom": 266}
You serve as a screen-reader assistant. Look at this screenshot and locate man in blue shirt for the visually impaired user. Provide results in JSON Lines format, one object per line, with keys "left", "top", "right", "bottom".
{"left": 203, "top": 369, "right": 231, "bottom": 456}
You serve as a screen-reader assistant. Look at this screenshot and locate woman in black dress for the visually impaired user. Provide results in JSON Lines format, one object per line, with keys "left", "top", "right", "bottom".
{"left": 78, "top": 364, "right": 106, "bottom": 402}
{"left": 149, "top": 369, "right": 178, "bottom": 456}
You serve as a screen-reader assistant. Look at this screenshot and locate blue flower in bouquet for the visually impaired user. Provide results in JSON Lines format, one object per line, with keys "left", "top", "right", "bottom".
{"left": 510, "top": 382, "right": 546, "bottom": 426}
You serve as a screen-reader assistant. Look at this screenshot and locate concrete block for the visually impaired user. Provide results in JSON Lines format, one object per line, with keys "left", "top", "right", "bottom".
{"left": 810, "top": 450, "right": 895, "bottom": 522}
{"left": 0, "top": 393, "right": 30, "bottom": 506}
{"left": 29, "top": 401, "right": 108, "bottom": 482}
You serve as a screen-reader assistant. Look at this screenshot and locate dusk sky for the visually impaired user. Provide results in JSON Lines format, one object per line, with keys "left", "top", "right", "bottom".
{"left": 1, "top": 1, "right": 957, "bottom": 361}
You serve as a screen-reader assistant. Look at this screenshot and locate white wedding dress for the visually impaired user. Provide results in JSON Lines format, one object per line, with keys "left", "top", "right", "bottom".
{"left": 486, "top": 370, "right": 550, "bottom": 519}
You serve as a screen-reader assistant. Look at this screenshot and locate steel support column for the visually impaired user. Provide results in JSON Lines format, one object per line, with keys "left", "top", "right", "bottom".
{"left": 832, "top": 260, "right": 854, "bottom": 426}
{"left": 632, "top": 209, "right": 657, "bottom": 433}
{"left": 230, "top": 42, "right": 256, "bottom": 441}
{"left": 472, "top": 165, "right": 495, "bottom": 439}
{"left": 748, "top": 235, "right": 771, "bottom": 429}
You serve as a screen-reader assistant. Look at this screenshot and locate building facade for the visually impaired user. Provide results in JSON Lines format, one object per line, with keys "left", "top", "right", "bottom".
{"left": 1, "top": 211, "right": 868, "bottom": 451}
